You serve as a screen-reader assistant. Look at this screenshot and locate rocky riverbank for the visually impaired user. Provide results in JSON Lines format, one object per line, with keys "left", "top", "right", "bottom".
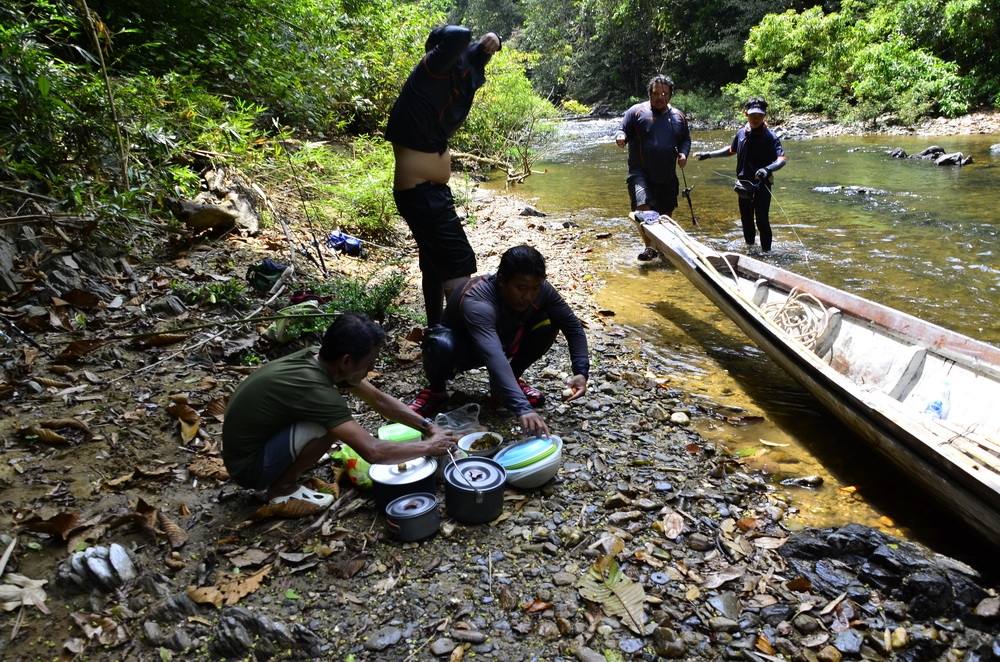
{"left": 0, "top": 180, "right": 997, "bottom": 660}
{"left": 688, "top": 110, "right": 1000, "bottom": 139}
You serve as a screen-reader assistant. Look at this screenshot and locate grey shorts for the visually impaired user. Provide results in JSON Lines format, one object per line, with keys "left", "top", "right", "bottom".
{"left": 254, "top": 421, "right": 327, "bottom": 490}
{"left": 627, "top": 173, "right": 678, "bottom": 215}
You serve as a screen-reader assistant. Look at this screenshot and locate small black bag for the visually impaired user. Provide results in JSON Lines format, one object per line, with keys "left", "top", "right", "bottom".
{"left": 733, "top": 179, "right": 756, "bottom": 200}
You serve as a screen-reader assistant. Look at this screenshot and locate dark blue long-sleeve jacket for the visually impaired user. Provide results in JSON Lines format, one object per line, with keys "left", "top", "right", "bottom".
{"left": 385, "top": 26, "right": 494, "bottom": 154}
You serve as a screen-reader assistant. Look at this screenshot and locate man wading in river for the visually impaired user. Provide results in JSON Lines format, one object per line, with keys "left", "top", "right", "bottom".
{"left": 695, "top": 97, "right": 787, "bottom": 252}
{"left": 222, "top": 314, "right": 456, "bottom": 509}
{"left": 615, "top": 74, "right": 691, "bottom": 261}
{"left": 385, "top": 25, "right": 501, "bottom": 328}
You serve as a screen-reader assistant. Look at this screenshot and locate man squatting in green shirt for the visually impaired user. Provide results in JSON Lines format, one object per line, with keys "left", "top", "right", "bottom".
{"left": 222, "top": 313, "right": 457, "bottom": 508}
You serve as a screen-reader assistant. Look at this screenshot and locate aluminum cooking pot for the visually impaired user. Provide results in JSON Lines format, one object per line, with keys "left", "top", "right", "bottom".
{"left": 368, "top": 457, "right": 438, "bottom": 511}
{"left": 385, "top": 493, "right": 440, "bottom": 542}
{"left": 443, "top": 457, "right": 506, "bottom": 524}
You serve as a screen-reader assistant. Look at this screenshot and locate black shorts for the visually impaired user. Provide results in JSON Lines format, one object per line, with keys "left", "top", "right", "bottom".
{"left": 394, "top": 182, "right": 477, "bottom": 280}
{"left": 627, "top": 173, "right": 678, "bottom": 215}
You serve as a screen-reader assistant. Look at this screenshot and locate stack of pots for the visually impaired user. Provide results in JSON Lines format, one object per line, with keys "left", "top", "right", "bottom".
{"left": 384, "top": 493, "right": 440, "bottom": 542}
{"left": 493, "top": 436, "right": 563, "bottom": 489}
{"left": 443, "top": 457, "right": 506, "bottom": 524}
{"left": 368, "top": 457, "right": 438, "bottom": 511}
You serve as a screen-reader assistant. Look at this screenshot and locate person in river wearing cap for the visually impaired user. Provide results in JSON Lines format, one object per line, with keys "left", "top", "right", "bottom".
{"left": 615, "top": 74, "right": 691, "bottom": 261}
{"left": 408, "top": 245, "right": 589, "bottom": 437}
{"left": 385, "top": 25, "right": 502, "bottom": 326}
{"left": 222, "top": 313, "right": 456, "bottom": 509}
{"left": 694, "top": 97, "right": 788, "bottom": 252}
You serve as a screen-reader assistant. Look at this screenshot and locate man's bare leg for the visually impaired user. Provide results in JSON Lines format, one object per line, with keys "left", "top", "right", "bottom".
{"left": 266, "top": 434, "right": 334, "bottom": 501}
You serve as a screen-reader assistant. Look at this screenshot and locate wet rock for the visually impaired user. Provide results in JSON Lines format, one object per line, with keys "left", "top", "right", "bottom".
{"left": 553, "top": 572, "right": 576, "bottom": 586}
{"left": 780, "top": 475, "right": 824, "bottom": 489}
{"left": 364, "top": 626, "right": 403, "bottom": 651}
{"left": 149, "top": 294, "right": 187, "bottom": 316}
{"left": 888, "top": 147, "right": 908, "bottom": 158}
{"left": 451, "top": 629, "right": 486, "bottom": 644}
{"left": 670, "top": 412, "right": 690, "bottom": 425}
{"left": 57, "top": 545, "right": 138, "bottom": 593}
{"left": 974, "top": 595, "right": 999, "bottom": 618}
{"left": 816, "top": 644, "right": 843, "bottom": 662}
{"left": 990, "top": 143, "right": 1000, "bottom": 155}
{"left": 900, "top": 570, "right": 952, "bottom": 618}
{"left": 149, "top": 592, "right": 201, "bottom": 621}
{"left": 143, "top": 621, "right": 164, "bottom": 644}
{"left": 833, "top": 629, "right": 863, "bottom": 655}
{"left": 537, "top": 620, "right": 561, "bottom": 638}
{"left": 890, "top": 626, "right": 908, "bottom": 650}
{"left": 935, "top": 152, "right": 972, "bottom": 166}
{"left": 686, "top": 532, "right": 713, "bottom": 551}
{"left": 652, "top": 627, "right": 687, "bottom": 658}
{"left": 430, "top": 638, "right": 457, "bottom": 656}
{"left": 574, "top": 645, "right": 606, "bottom": 662}
{"left": 709, "top": 616, "right": 739, "bottom": 633}
{"left": 210, "top": 606, "right": 323, "bottom": 658}
{"left": 760, "top": 603, "right": 792, "bottom": 625}
{"left": 165, "top": 629, "right": 193, "bottom": 652}
{"left": 794, "top": 614, "right": 821, "bottom": 634}
{"left": 708, "top": 592, "right": 740, "bottom": 620}
{"left": 915, "top": 145, "right": 945, "bottom": 158}
{"left": 520, "top": 205, "right": 546, "bottom": 217}
{"left": 619, "top": 638, "right": 644, "bottom": 653}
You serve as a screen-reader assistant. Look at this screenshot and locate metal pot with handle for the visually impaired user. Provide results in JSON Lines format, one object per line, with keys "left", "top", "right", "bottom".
{"left": 443, "top": 457, "right": 506, "bottom": 524}
{"left": 368, "top": 457, "right": 438, "bottom": 511}
{"left": 385, "top": 493, "right": 440, "bottom": 542}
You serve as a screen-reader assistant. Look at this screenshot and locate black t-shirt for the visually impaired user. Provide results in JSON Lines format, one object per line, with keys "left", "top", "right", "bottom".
{"left": 731, "top": 125, "right": 785, "bottom": 180}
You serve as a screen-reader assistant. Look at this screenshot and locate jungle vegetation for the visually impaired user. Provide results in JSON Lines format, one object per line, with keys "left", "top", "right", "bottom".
{"left": 1, "top": 0, "right": 996, "bottom": 242}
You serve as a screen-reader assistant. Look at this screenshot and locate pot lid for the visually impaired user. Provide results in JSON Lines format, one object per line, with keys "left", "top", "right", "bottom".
{"left": 494, "top": 436, "right": 560, "bottom": 470}
{"left": 385, "top": 493, "right": 438, "bottom": 519}
{"left": 444, "top": 457, "right": 506, "bottom": 491}
{"left": 368, "top": 456, "right": 437, "bottom": 485}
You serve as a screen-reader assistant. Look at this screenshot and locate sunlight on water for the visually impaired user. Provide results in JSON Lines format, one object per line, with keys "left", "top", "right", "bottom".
{"left": 486, "top": 121, "right": 1000, "bottom": 562}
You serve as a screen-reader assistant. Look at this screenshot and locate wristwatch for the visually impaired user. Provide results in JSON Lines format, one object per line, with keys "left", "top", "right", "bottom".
{"left": 421, "top": 417, "right": 434, "bottom": 434}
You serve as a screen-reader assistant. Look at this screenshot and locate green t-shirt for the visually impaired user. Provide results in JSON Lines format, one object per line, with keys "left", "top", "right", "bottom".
{"left": 222, "top": 346, "right": 353, "bottom": 484}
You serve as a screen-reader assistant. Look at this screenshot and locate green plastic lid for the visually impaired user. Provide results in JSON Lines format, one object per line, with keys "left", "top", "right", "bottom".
{"left": 378, "top": 423, "right": 422, "bottom": 443}
{"left": 494, "top": 436, "right": 560, "bottom": 470}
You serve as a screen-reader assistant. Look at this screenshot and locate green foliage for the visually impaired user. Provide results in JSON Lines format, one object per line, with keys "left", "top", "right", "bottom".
{"left": 671, "top": 90, "right": 738, "bottom": 125}
{"left": 455, "top": 49, "right": 559, "bottom": 173}
{"left": 280, "top": 272, "right": 407, "bottom": 341}
{"left": 171, "top": 279, "right": 250, "bottom": 308}
{"left": 560, "top": 99, "right": 591, "bottom": 116}
{"left": 731, "top": 0, "right": 975, "bottom": 122}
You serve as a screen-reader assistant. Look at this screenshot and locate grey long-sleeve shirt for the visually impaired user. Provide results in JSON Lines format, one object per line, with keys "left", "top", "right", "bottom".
{"left": 444, "top": 275, "right": 589, "bottom": 415}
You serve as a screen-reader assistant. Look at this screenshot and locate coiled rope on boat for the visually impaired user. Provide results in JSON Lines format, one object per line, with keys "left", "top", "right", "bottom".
{"left": 760, "top": 288, "right": 829, "bottom": 350}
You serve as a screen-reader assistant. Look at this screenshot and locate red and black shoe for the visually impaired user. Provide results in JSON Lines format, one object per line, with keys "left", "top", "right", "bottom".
{"left": 408, "top": 388, "right": 448, "bottom": 417}
{"left": 517, "top": 378, "right": 545, "bottom": 408}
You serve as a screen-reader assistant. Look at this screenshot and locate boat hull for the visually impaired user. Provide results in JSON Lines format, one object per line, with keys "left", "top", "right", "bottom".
{"left": 642, "top": 218, "right": 1000, "bottom": 547}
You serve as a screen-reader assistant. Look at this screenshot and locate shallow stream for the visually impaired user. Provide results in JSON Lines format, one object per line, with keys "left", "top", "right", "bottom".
{"left": 486, "top": 119, "right": 1000, "bottom": 568}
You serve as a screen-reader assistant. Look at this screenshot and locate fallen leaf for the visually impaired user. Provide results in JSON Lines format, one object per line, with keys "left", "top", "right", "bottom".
{"left": 703, "top": 565, "right": 745, "bottom": 589}
{"left": 577, "top": 556, "right": 647, "bottom": 634}
{"left": 137, "top": 333, "right": 188, "bottom": 348}
{"left": 250, "top": 499, "right": 322, "bottom": 520}
{"left": 523, "top": 598, "right": 553, "bottom": 613}
{"left": 188, "top": 455, "right": 229, "bottom": 480}
{"left": 103, "top": 472, "right": 135, "bottom": 489}
{"left": 166, "top": 396, "right": 200, "bottom": 443}
{"left": 158, "top": 511, "right": 189, "bottom": 549}
{"left": 0, "top": 573, "right": 50, "bottom": 614}
{"left": 661, "top": 512, "right": 684, "bottom": 540}
{"left": 753, "top": 536, "right": 787, "bottom": 549}
{"left": 71, "top": 611, "right": 128, "bottom": 647}
{"left": 786, "top": 576, "right": 812, "bottom": 592}
{"left": 19, "top": 512, "right": 82, "bottom": 541}
{"left": 758, "top": 438, "right": 789, "bottom": 447}
{"left": 800, "top": 632, "right": 830, "bottom": 648}
{"left": 227, "top": 548, "right": 271, "bottom": 568}
{"left": 60, "top": 289, "right": 101, "bottom": 309}
{"left": 372, "top": 575, "right": 399, "bottom": 594}
{"left": 57, "top": 339, "right": 106, "bottom": 363}
{"left": 187, "top": 564, "right": 271, "bottom": 608}
{"left": 21, "top": 426, "right": 69, "bottom": 445}
{"left": 203, "top": 398, "right": 227, "bottom": 421}
{"left": 755, "top": 635, "right": 775, "bottom": 655}
{"left": 330, "top": 558, "right": 366, "bottom": 579}
{"left": 736, "top": 517, "right": 758, "bottom": 532}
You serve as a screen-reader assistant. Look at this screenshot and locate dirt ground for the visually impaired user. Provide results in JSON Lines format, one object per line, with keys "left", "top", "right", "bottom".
{"left": 0, "top": 174, "right": 997, "bottom": 660}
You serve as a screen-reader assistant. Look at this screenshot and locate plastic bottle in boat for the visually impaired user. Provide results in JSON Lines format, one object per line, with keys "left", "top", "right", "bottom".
{"left": 923, "top": 382, "right": 951, "bottom": 420}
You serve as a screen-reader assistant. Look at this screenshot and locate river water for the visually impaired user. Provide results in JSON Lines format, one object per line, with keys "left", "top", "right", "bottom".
{"left": 485, "top": 119, "right": 1000, "bottom": 565}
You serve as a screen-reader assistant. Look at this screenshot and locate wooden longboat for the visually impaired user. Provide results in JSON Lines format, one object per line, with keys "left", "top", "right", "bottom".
{"left": 640, "top": 215, "right": 1000, "bottom": 546}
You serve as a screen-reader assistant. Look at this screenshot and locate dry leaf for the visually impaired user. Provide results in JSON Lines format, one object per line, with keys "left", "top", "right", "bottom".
{"left": 786, "top": 576, "right": 812, "bottom": 592}
{"left": 188, "top": 455, "right": 229, "bottom": 480}
{"left": 250, "top": 499, "right": 322, "bottom": 520}
{"left": 103, "top": 472, "right": 135, "bottom": 489}
{"left": 137, "top": 333, "right": 188, "bottom": 348}
{"left": 21, "top": 426, "right": 69, "bottom": 445}
{"left": 166, "top": 396, "right": 200, "bottom": 443}
{"left": 0, "top": 574, "right": 50, "bottom": 614}
{"left": 753, "top": 536, "right": 787, "bottom": 549}
{"left": 187, "top": 564, "right": 271, "bottom": 608}
{"left": 755, "top": 635, "right": 776, "bottom": 655}
{"left": 204, "top": 398, "right": 227, "bottom": 421}
{"left": 227, "top": 548, "right": 271, "bottom": 568}
{"left": 661, "top": 512, "right": 684, "bottom": 540}
{"left": 71, "top": 611, "right": 128, "bottom": 647}
{"left": 703, "top": 565, "right": 745, "bottom": 589}
{"left": 19, "top": 512, "right": 82, "bottom": 541}
{"left": 523, "top": 598, "right": 553, "bottom": 613}
{"left": 61, "top": 289, "right": 101, "bottom": 309}
{"left": 577, "top": 556, "right": 647, "bottom": 634}
{"left": 158, "top": 511, "right": 189, "bottom": 549}
{"left": 736, "top": 517, "right": 758, "bottom": 532}
{"left": 57, "top": 339, "right": 106, "bottom": 363}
